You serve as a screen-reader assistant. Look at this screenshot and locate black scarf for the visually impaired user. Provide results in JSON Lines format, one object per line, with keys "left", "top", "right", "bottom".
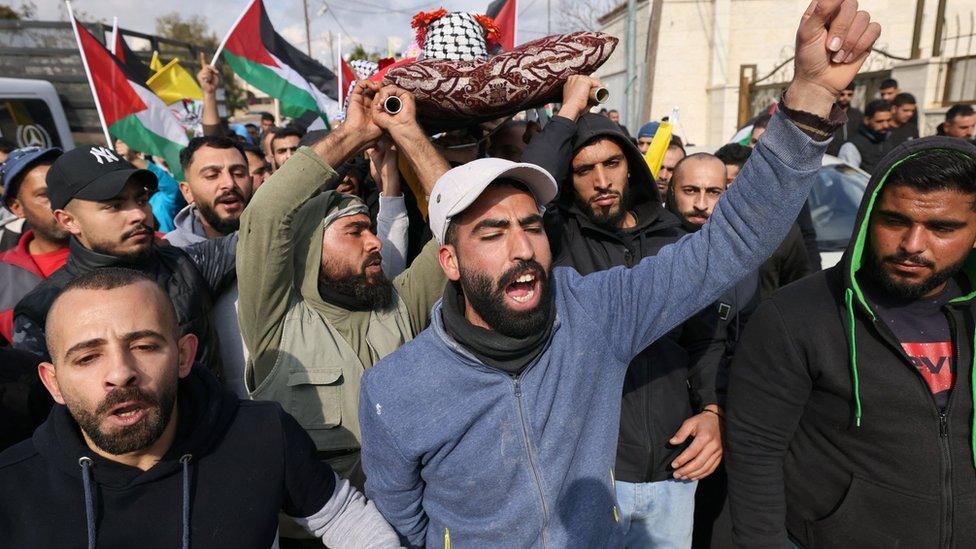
{"left": 441, "top": 282, "right": 555, "bottom": 375}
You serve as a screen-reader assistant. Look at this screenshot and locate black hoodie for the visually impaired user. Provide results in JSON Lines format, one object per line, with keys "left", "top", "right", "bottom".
{"left": 0, "top": 365, "right": 397, "bottom": 548}
{"left": 726, "top": 137, "right": 976, "bottom": 548}
{"left": 522, "top": 113, "right": 726, "bottom": 483}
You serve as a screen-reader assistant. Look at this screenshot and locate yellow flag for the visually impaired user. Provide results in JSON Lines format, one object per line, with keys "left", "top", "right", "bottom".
{"left": 149, "top": 50, "right": 163, "bottom": 72}
{"left": 643, "top": 121, "right": 672, "bottom": 181}
{"left": 146, "top": 57, "right": 203, "bottom": 105}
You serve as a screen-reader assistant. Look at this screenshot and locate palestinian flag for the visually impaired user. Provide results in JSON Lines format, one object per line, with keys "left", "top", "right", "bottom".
{"left": 217, "top": 0, "right": 339, "bottom": 122}
{"left": 72, "top": 17, "right": 188, "bottom": 180}
{"left": 486, "top": 0, "right": 517, "bottom": 51}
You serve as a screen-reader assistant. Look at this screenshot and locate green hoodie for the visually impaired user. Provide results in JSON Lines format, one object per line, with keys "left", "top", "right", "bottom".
{"left": 237, "top": 147, "right": 445, "bottom": 480}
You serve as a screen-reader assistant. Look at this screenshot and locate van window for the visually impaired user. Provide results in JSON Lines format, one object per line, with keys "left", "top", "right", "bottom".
{"left": 0, "top": 99, "right": 63, "bottom": 149}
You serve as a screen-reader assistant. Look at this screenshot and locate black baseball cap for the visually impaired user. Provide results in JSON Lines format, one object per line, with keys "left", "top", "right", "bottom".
{"left": 46, "top": 145, "right": 157, "bottom": 210}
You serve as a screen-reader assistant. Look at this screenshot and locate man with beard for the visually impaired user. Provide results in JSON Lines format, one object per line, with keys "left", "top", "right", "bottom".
{"left": 168, "top": 136, "right": 251, "bottom": 246}
{"left": 237, "top": 81, "right": 448, "bottom": 497}
{"left": 0, "top": 147, "right": 69, "bottom": 345}
{"left": 517, "top": 75, "right": 726, "bottom": 547}
{"left": 12, "top": 145, "right": 236, "bottom": 379}
{"left": 0, "top": 267, "right": 399, "bottom": 547}
{"left": 838, "top": 98, "right": 893, "bottom": 173}
{"left": 826, "top": 81, "right": 863, "bottom": 156}
{"left": 358, "top": 2, "right": 881, "bottom": 545}
{"left": 166, "top": 136, "right": 252, "bottom": 397}
{"left": 726, "top": 139, "right": 976, "bottom": 548}
{"left": 887, "top": 92, "right": 919, "bottom": 148}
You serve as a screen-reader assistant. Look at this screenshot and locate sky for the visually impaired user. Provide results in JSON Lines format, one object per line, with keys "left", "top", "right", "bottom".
{"left": 37, "top": 0, "right": 570, "bottom": 70}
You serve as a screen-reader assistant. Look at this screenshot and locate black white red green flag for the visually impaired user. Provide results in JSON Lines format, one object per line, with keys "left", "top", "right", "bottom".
{"left": 214, "top": 0, "right": 339, "bottom": 121}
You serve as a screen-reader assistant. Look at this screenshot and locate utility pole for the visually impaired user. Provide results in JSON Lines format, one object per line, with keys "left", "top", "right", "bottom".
{"left": 640, "top": 0, "right": 664, "bottom": 124}
{"left": 623, "top": 0, "right": 636, "bottom": 130}
{"left": 547, "top": 0, "right": 551, "bottom": 35}
{"left": 303, "top": 0, "right": 312, "bottom": 56}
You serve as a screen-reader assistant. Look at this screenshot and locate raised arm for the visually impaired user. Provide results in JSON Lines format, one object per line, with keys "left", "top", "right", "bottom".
{"left": 237, "top": 81, "right": 384, "bottom": 382}
{"left": 369, "top": 141, "right": 409, "bottom": 277}
{"left": 371, "top": 87, "right": 450, "bottom": 330}
{"left": 372, "top": 86, "right": 450, "bottom": 199}
{"left": 196, "top": 53, "right": 223, "bottom": 137}
{"left": 566, "top": 0, "right": 879, "bottom": 361}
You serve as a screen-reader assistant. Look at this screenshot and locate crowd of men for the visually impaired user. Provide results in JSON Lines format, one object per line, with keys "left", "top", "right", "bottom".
{"left": 3, "top": 1, "right": 976, "bottom": 547}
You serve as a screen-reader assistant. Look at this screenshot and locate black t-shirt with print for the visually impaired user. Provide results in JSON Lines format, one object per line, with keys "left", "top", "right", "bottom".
{"left": 865, "top": 278, "right": 962, "bottom": 410}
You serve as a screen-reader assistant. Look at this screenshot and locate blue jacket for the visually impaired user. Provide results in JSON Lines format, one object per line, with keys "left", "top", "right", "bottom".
{"left": 359, "top": 111, "right": 828, "bottom": 548}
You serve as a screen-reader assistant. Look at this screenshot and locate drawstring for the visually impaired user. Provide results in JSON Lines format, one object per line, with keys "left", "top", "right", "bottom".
{"left": 76, "top": 453, "right": 195, "bottom": 547}
{"left": 844, "top": 289, "right": 863, "bottom": 427}
{"left": 78, "top": 456, "right": 96, "bottom": 549}
{"left": 180, "top": 454, "right": 192, "bottom": 549}
{"left": 971, "top": 330, "right": 976, "bottom": 469}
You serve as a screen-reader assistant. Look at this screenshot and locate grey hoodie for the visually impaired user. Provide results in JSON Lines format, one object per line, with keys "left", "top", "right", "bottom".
{"left": 164, "top": 204, "right": 248, "bottom": 397}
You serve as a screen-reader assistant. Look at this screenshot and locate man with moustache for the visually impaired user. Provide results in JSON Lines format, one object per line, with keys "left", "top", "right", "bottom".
{"left": 0, "top": 268, "right": 399, "bottom": 547}
{"left": 520, "top": 75, "right": 726, "bottom": 546}
{"left": 165, "top": 136, "right": 252, "bottom": 396}
{"left": 237, "top": 81, "right": 449, "bottom": 492}
{"left": 12, "top": 145, "right": 236, "bottom": 378}
{"left": 358, "top": 2, "right": 881, "bottom": 545}
{"left": 0, "top": 147, "right": 70, "bottom": 345}
{"left": 167, "top": 136, "right": 251, "bottom": 247}
{"left": 726, "top": 139, "right": 976, "bottom": 548}
{"left": 827, "top": 81, "right": 863, "bottom": 156}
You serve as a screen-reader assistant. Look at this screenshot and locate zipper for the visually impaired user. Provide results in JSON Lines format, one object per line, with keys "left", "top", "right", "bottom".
{"left": 939, "top": 410, "right": 953, "bottom": 549}
{"left": 937, "top": 311, "right": 961, "bottom": 549}
{"left": 869, "top": 309, "right": 960, "bottom": 548}
{"left": 513, "top": 376, "right": 550, "bottom": 548}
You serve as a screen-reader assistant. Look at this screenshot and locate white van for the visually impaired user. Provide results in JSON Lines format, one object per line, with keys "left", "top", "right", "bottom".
{"left": 0, "top": 77, "right": 74, "bottom": 151}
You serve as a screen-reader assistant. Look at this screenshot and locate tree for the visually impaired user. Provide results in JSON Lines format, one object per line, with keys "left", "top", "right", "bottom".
{"left": 347, "top": 44, "right": 380, "bottom": 63}
{"left": 556, "top": 0, "right": 617, "bottom": 32}
{"left": 0, "top": 1, "right": 34, "bottom": 20}
{"left": 156, "top": 13, "right": 217, "bottom": 49}
{"left": 154, "top": 12, "right": 246, "bottom": 113}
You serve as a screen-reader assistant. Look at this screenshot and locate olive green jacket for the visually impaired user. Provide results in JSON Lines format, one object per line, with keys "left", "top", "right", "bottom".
{"left": 237, "top": 147, "right": 445, "bottom": 466}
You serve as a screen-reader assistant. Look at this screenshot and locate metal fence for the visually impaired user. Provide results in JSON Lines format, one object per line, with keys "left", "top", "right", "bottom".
{"left": 940, "top": 10, "right": 976, "bottom": 104}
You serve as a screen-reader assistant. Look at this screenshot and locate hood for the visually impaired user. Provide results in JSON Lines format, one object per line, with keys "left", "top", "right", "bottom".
{"left": 32, "top": 364, "right": 238, "bottom": 488}
{"left": 557, "top": 113, "right": 669, "bottom": 232}
{"left": 289, "top": 189, "right": 369, "bottom": 308}
{"left": 838, "top": 136, "right": 976, "bottom": 446}
{"left": 165, "top": 204, "right": 209, "bottom": 246}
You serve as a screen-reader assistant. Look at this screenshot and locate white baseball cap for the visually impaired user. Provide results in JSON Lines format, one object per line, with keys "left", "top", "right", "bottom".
{"left": 428, "top": 157, "right": 559, "bottom": 244}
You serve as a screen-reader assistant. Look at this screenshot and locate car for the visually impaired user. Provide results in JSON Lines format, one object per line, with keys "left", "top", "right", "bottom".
{"left": 0, "top": 77, "right": 74, "bottom": 150}
{"left": 809, "top": 155, "right": 869, "bottom": 268}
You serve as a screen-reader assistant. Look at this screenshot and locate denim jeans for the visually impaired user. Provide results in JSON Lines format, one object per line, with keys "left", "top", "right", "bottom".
{"left": 615, "top": 478, "right": 698, "bottom": 548}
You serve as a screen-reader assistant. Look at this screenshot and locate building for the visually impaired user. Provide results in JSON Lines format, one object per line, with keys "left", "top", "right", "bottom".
{"left": 596, "top": 0, "right": 976, "bottom": 146}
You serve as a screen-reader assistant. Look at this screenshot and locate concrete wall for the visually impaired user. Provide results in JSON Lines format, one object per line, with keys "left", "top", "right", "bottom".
{"left": 595, "top": 0, "right": 976, "bottom": 147}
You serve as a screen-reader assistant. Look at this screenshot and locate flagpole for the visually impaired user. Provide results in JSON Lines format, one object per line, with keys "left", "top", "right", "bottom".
{"left": 337, "top": 32, "right": 342, "bottom": 105}
{"left": 109, "top": 16, "right": 118, "bottom": 55}
{"left": 211, "top": 0, "right": 257, "bottom": 66}
{"left": 513, "top": 0, "right": 519, "bottom": 45}
{"left": 66, "top": 1, "right": 112, "bottom": 146}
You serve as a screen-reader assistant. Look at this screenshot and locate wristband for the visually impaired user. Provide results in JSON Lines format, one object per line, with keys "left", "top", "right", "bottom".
{"left": 778, "top": 89, "right": 846, "bottom": 140}
{"left": 702, "top": 408, "right": 723, "bottom": 419}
